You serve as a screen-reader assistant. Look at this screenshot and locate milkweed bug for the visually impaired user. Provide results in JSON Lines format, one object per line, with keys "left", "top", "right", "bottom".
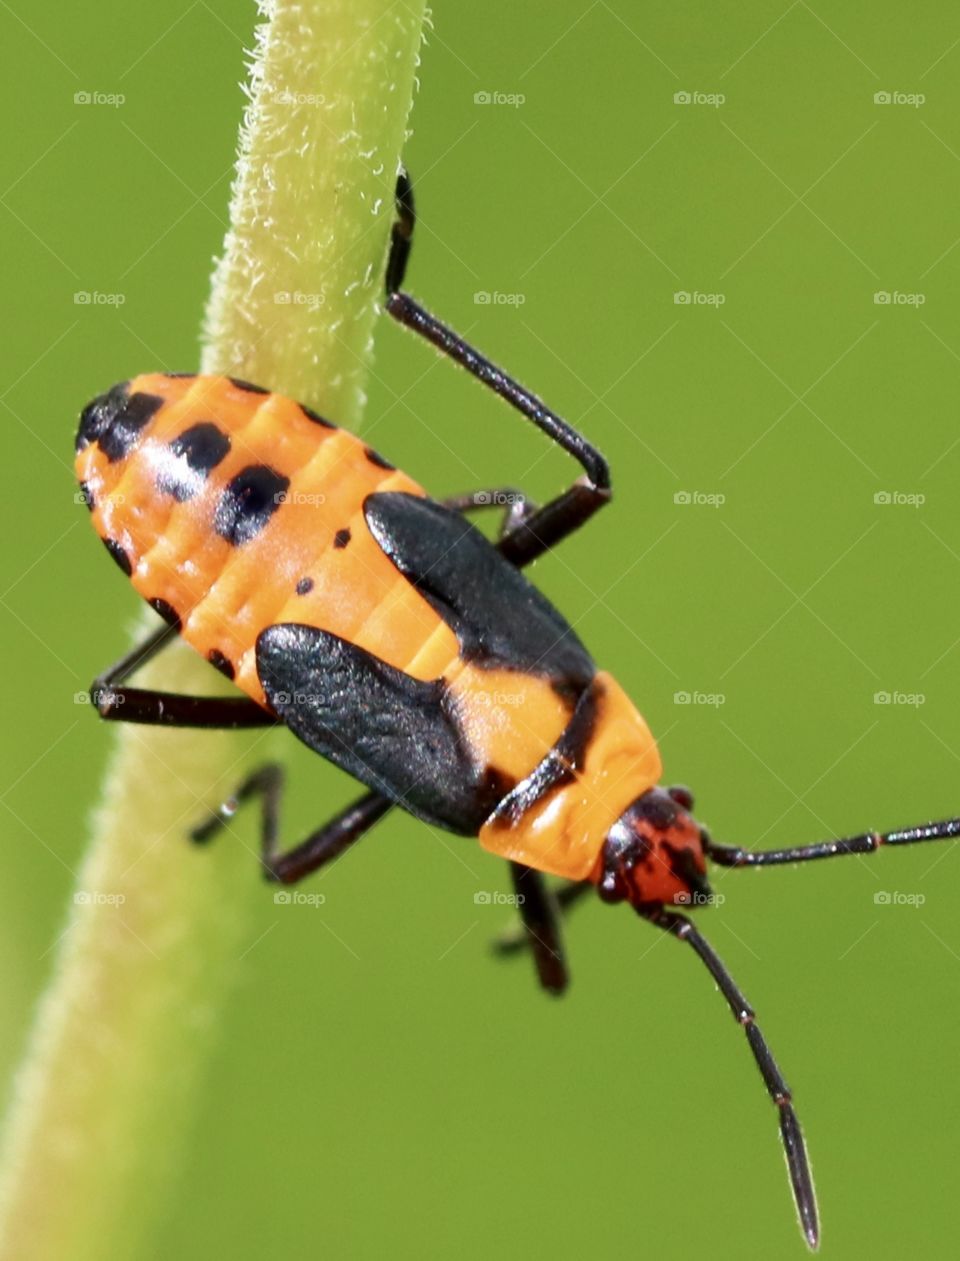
{"left": 74, "top": 170, "right": 960, "bottom": 1249}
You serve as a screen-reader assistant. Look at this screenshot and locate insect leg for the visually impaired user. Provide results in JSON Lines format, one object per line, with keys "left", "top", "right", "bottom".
{"left": 91, "top": 621, "right": 275, "bottom": 728}
{"left": 493, "top": 879, "right": 591, "bottom": 959}
{"left": 503, "top": 862, "right": 571, "bottom": 995}
{"left": 641, "top": 906, "right": 819, "bottom": 1251}
{"left": 704, "top": 815, "right": 960, "bottom": 868}
{"left": 191, "top": 763, "right": 393, "bottom": 884}
{"left": 386, "top": 175, "right": 611, "bottom": 567}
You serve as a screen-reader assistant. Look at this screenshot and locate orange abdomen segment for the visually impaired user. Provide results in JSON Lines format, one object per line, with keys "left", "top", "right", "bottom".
{"left": 75, "top": 373, "right": 460, "bottom": 705}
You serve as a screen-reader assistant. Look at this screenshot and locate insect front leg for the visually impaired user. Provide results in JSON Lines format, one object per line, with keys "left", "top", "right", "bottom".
{"left": 191, "top": 764, "right": 393, "bottom": 884}
{"left": 501, "top": 862, "right": 575, "bottom": 995}
{"left": 386, "top": 172, "right": 611, "bottom": 567}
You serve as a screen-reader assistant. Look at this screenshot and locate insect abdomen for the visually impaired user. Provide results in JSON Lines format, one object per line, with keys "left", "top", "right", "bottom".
{"left": 75, "top": 373, "right": 459, "bottom": 706}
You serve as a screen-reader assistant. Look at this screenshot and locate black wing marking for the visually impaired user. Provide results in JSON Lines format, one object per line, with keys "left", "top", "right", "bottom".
{"left": 256, "top": 624, "right": 507, "bottom": 834}
{"left": 363, "top": 492, "right": 595, "bottom": 695}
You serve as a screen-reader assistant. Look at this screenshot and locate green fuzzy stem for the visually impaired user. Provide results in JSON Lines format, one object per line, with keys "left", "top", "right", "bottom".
{"left": 0, "top": 2, "right": 426, "bottom": 1258}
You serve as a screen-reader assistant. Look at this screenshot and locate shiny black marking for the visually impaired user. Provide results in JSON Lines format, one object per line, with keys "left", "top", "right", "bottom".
{"left": 78, "top": 482, "right": 94, "bottom": 511}
{"left": 488, "top": 678, "right": 601, "bottom": 828}
{"left": 77, "top": 382, "right": 128, "bottom": 452}
{"left": 296, "top": 577, "right": 314, "bottom": 596}
{"left": 364, "top": 446, "right": 395, "bottom": 470}
{"left": 207, "top": 648, "right": 235, "bottom": 680}
{"left": 300, "top": 403, "right": 335, "bottom": 429}
{"left": 256, "top": 624, "right": 507, "bottom": 833}
{"left": 333, "top": 527, "right": 351, "bottom": 549}
{"left": 228, "top": 377, "right": 269, "bottom": 394}
{"left": 149, "top": 597, "right": 181, "bottom": 631}
{"left": 77, "top": 386, "right": 164, "bottom": 463}
{"left": 214, "top": 465, "right": 289, "bottom": 547}
{"left": 102, "top": 536, "right": 131, "bottom": 576}
{"left": 364, "top": 492, "right": 595, "bottom": 687}
{"left": 156, "top": 422, "right": 231, "bottom": 502}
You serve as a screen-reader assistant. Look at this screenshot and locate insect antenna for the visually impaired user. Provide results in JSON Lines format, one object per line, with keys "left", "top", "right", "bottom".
{"left": 704, "top": 815, "right": 960, "bottom": 868}
{"left": 640, "top": 906, "right": 819, "bottom": 1250}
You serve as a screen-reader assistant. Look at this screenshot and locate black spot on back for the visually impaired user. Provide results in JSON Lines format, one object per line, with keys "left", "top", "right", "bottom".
{"left": 78, "top": 387, "right": 164, "bottom": 463}
{"left": 102, "top": 536, "right": 131, "bottom": 576}
{"left": 207, "top": 648, "right": 235, "bottom": 680}
{"left": 333, "top": 527, "right": 351, "bottom": 549}
{"left": 149, "top": 597, "right": 181, "bottom": 630}
{"left": 78, "top": 482, "right": 95, "bottom": 511}
{"left": 296, "top": 577, "right": 314, "bottom": 596}
{"left": 156, "top": 422, "right": 231, "bottom": 502}
{"left": 77, "top": 382, "right": 128, "bottom": 452}
{"left": 300, "top": 403, "right": 335, "bottom": 429}
{"left": 364, "top": 445, "right": 394, "bottom": 471}
{"left": 214, "top": 465, "right": 289, "bottom": 547}
{"left": 228, "top": 377, "right": 269, "bottom": 395}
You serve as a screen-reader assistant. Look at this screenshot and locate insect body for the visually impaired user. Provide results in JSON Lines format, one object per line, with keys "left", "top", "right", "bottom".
{"left": 76, "top": 173, "right": 960, "bottom": 1250}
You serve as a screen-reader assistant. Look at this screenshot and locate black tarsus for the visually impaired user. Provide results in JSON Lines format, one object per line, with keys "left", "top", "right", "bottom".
{"left": 705, "top": 817, "right": 960, "bottom": 868}
{"left": 507, "top": 861, "right": 569, "bottom": 995}
{"left": 192, "top": 762, "right": 393, "bottom": 884}
{"left": 641, "top": 906, "right": 819, "bottom": 1252}
{"left": 385, "top": 171, "right": 611, "bottom": 567}
{"left": 90, "top": 620, "right": 275, "bottom": 728}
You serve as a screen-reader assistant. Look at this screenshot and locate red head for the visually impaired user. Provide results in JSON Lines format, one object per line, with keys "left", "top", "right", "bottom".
{"left": 596, "top": 785, "right": 711, "bottom": 910}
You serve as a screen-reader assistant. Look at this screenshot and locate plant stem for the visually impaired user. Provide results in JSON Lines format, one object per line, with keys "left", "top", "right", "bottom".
{"left": 0, "top": 3, "right": 426, "bottom": 1258}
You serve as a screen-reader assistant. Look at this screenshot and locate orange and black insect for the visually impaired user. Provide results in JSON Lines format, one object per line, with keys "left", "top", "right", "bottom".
{"left": 75, "top": 172, "right": 960, "bottom": 1249}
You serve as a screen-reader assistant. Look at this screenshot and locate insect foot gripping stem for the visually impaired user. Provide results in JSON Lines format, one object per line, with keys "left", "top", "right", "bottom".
{"left": 595, "top": 785, "right": 711, "bottom": 910}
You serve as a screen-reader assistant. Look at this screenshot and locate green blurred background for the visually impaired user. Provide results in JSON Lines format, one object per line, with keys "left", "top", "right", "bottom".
{"left": 3, "top": 2, "right": 960, "bottom": 1257}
